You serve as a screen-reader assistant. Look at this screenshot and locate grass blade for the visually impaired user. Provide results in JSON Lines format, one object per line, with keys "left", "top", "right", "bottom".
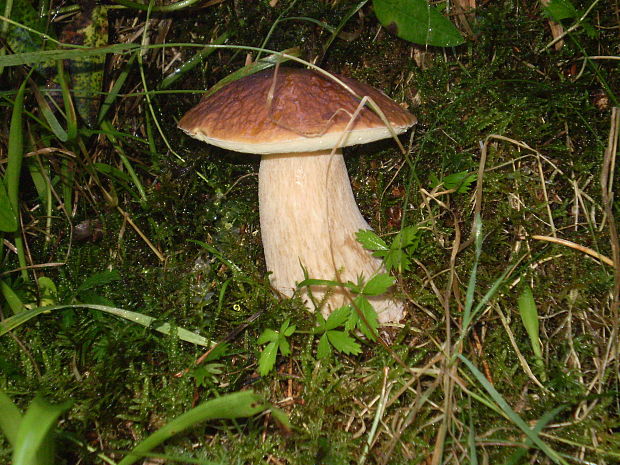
{"left": 0, "top": 390, "right": 22, "bottom": 447}
{"left": 7, "top": 75, "right": 28, "bottom": 280}
{"left": 97, "top": 53, "right": 136, "bottom": 124}
{"left": 57, "top": 60, "right": 77, "bottom": 140}
{"left": 158, "top": 31, "right": 230, "bottom": 90}
{"left": 100, "top": 120, "right": 147, "bottom": 202}
{"left": 0, "top": 179, "right": 17, "bottom": 232}
{"left": 117, "top": 391, "right": 266, "bottom": 465}
{"left": 505, "top": 406, "right": 565, "bottom": 465}
{"left": 12, "top": 397, "right": 72, "bottom": 465}
{"left": 467, "top": 418, "right": 478, "bottom": 465}
{"left": 0, "top": 279, "right": 25, "bottom": 314}
{"left": 0, "top": 304, "right": 214, "bottom": 347}
{"left": 110, "top": 0, "right": 206, "bottom": 13}
{"left": 0, "top": 42, "right": 140, "bottom": 67}
{"left": 462, "top": 213, "right": 482, "bottom": 330}
{"left": 31, "top": 84, "right": 69, "bottom": 142}
{"left": 458, "top": 354, "right": 567, "bottom": 465}
{"left": 202, "top": 47, "right": 301, "bottom": 99}
{"left": 7, "top": 76, "right": 26, "bottom": 221}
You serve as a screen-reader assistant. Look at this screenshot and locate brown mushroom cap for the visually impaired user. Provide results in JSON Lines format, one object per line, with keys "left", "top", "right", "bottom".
{"left": 178, "top": 68, "right": 416, "bottom": 154}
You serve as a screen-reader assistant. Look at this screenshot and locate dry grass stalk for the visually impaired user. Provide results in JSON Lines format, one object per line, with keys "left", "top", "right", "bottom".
{"left": 541, "top": 0, "right": 565, "bottom": 50}
{"left": 600, "top": 107, "right": 620, "bottom": 381}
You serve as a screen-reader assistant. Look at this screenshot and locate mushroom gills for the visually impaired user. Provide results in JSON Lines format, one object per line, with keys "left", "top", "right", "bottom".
{"left": 259, "top": 149, "right": 404, "bottom": 323}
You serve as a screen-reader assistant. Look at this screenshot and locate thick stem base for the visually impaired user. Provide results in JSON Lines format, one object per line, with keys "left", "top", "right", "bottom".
{"left": 258, "top": 150, "right": 403, "bottom": 323}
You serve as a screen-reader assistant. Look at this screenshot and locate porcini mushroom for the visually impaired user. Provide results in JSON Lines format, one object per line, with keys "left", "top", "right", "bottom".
{"left": 179, "top": 67, "right": 416, "bottom": 323}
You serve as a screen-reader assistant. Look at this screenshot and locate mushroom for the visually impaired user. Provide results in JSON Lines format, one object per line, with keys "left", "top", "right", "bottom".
{"left": 179, "top": 67, "right": 416, "bottom": 323}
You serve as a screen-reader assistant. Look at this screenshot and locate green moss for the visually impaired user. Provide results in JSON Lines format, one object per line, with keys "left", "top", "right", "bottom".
{"left": 1, "top": 0, "right": 618, "bottom": 463}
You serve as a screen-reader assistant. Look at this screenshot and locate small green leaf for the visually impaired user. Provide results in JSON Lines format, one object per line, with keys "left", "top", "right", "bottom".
{"left": 203, "top": 343, "right": 229, "bottom": 362}
{"left": 279, "top": 318, "right": 291, "bottom": 334}
{"left": 542, "top": 0, "right": 579, "bottom": 21}
{"left": 354, "top": 296, "right": 379, "bottom": 341}
{"left": 257, "top": 328, "right": 279, "bottom": 345}
{"left": 317, "top": 333, "right": 332, "bottom": 359}
{"left": 326, "top": 330, "right": 361, "bottom": 356}
{"left": 391, "top": 226, "right": 421, "bottom": 251}
{"left": 324, "top": 305, "right": 351, "bottom": 331}
{"left": 358, "top": 226, "right": 421, "bottom": 273}
{"left": 76, "top": 270, "right": 121, "bottom": 294}
{"left": 283, "top": 324, "right": 296, "bottom": 337}
{"left": 518, "top": 286, "right": 540, "bottom": 351}
{"left": 438, "top": 171, "right": 477, "bottom": 194}
{"left": 443, "top": 171, "right": 477, "bottom": 194}
{"left": 258, "top": 320, "right": 295, "bottom": 369}
{"left": 37, "top": 277, "right": 57, "bottom": 307}
{"left": 518, "top": 285, "right": 545, "bottom": 380}
{"left": 355, "top": 229, "right": 389, "bottom": 252}
{"left": 386, "top": 226, "right": 422, "bottom": 272}
{"left": 384, "top": 248, "right": 408, "bottom": 273}
{"left": 278, "top": 337, "right": 291, "bottom": 357}
{"left": 191, "top": 365, "right": 223, "bottom": 387}
{"left": 362, "top": 274, "right": 395, "bottom": 296}
{"left": 372, "top": 0, "right": 465, "bottom": 47}
{"left": 259, "top": 341, "right": 278, "bottom": 376}
{"left": 345, "top": 305, "right": 358, "bottom": 332}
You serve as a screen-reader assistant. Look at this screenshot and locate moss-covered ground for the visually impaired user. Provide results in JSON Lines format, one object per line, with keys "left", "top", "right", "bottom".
{"left": 1, "top": 0, "right": 619, "bottom": 464}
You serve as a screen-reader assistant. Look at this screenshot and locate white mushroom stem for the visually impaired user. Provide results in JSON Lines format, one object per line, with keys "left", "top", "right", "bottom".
{"left": 258, "top": 149, "right": 403, "bottom": 323}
